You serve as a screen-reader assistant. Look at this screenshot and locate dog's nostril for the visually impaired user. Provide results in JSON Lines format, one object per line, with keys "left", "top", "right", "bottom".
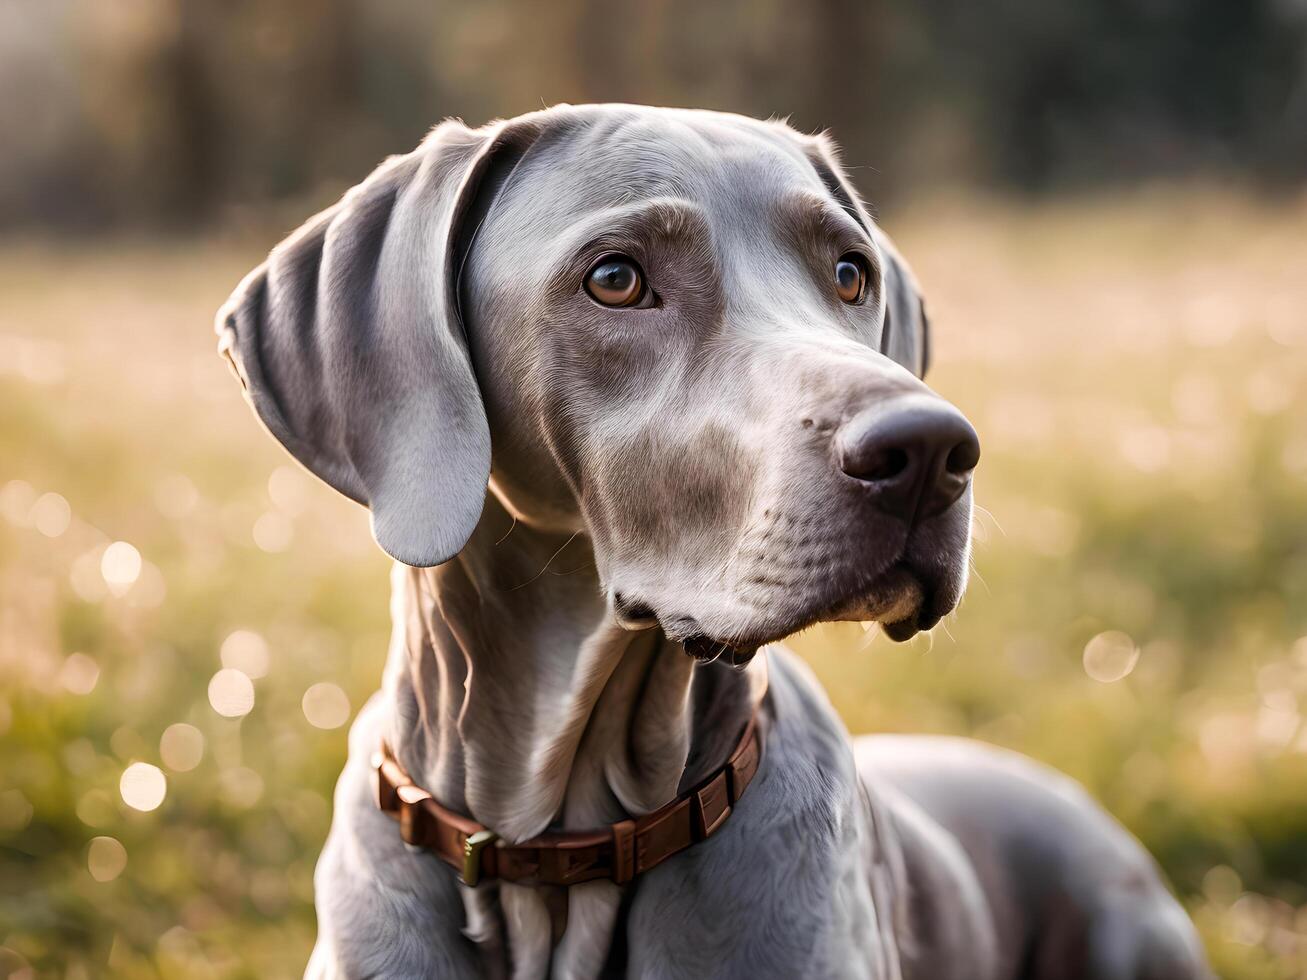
{"left": 946, "top": 437, "right": 980, "bottom": 474}
{"left": 835, "top": 394, "right": 980, "bottom": 523}
{"left": 861, "top": 448, "right": 909, "bottom": 482}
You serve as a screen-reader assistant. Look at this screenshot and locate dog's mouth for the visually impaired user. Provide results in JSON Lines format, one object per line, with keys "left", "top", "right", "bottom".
{"left": 680, "top": 633, "right": 762, "bottom": 668}
{"left": 631, "top": 562, "right": 942, "bottom": 668}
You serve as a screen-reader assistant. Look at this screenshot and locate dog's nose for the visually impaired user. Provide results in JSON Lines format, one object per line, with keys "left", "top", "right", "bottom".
{"left": 836, "top": 395, "right": 980, "bottom": 523}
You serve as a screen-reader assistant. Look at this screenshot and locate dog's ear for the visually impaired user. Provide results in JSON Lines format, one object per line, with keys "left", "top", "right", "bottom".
{"left": 216, "top": 119, "right": 534, "bottom": 566}
{"left": 803, "top": 135, "right": 931, "bottom": 379}
{"left": 871, "top": 230, "right": 931, "bottom": 379}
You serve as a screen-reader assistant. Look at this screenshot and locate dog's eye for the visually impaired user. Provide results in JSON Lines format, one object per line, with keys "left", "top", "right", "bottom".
{"left": 585, "top": 257, "right": 645, "bottom": 308}
{"left": 834, "top": 254, "right": 867, "bottom": 304}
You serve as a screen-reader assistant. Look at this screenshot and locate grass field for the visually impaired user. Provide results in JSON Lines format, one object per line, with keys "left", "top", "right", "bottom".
{"left": 2, "top": 188, "right": 1306, "bottom": 978}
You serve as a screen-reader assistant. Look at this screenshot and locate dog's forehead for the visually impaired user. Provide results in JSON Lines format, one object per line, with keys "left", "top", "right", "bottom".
{"left": 500, "top": 107, "right": 829, "bottom": 232}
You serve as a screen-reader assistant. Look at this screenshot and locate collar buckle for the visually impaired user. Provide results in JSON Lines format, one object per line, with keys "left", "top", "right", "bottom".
{"left": 462, "top": 830, "right": 498, "bottom": 886}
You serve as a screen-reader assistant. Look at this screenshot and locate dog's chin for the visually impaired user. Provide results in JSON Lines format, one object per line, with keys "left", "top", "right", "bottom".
{"left": 820, "top": 565, "right": 931, "bottom": 640}
{"left": 669, "top": 563, "right": 954, "bottom": 667}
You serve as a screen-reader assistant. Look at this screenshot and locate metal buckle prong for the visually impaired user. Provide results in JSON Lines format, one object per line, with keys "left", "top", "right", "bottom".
{"left": 462, "top": 830, "right": 498, "bottom": 886}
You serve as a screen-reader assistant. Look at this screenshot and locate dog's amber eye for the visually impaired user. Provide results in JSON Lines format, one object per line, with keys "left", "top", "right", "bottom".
{"left": 834, "top": 254, "right": 867, "bottom": 304}
{"left": 585, "top": 257, "right": 645, "bottom": 308}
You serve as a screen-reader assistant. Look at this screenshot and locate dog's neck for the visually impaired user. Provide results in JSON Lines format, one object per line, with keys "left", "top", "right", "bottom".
{"left": 381, "top": 493, "right": 764, "bottom": 844}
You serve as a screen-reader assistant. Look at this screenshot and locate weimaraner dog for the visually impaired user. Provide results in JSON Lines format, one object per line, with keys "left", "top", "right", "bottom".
{"left": 217, "top": 104, "right": 1210, "bottom": 979}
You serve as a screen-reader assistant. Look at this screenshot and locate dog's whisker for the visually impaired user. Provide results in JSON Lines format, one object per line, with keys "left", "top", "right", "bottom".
{"left": 973, "top": 502, "right": 1005, "bottom": 537}
{"left": 494, "top": 515, "right": 518, "bottom": 546}
{"left": 508, "top": 530, "right": 582, "bottom": 591}
{"left": 549, "top": 560, "right": 596, "bottom": 577}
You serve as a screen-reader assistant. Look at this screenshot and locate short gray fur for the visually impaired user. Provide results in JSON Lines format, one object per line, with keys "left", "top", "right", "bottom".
{"left": 217, "top": 104, "right": 1211, "bottom": 979}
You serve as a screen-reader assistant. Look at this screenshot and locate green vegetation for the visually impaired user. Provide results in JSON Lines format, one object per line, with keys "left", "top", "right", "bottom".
{"left": 2, "top": 190, "right": 1305, "bottom": 978}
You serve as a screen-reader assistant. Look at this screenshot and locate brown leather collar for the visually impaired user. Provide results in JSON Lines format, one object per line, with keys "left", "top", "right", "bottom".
{"left": 373, "top": 714, "right": 763, "bottom": 887}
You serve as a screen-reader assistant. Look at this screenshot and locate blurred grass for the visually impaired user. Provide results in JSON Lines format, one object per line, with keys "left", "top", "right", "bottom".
{"left": 2, "top": 188, "right": 1306, "bottom": 978}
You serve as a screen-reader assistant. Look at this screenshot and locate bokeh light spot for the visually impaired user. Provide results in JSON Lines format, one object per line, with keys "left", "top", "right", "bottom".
{"left": 1200, "top": 712, "right": 1256, "bottom": 771}
{"left": 119, "top": 762, "right": 167, "bottom": 812}
{"left": 1083, "top": 630, "right": 1140, "bottom": 682}
{"left": 1266, "top": 302, "right": 1307, "bottom": 347}
{"left": 1118, "top": 426, "right": 1171, "bottom": 473}
{"left": 1293, "top": 636, "right": 1307, "bottom": 667}
{"left": 220, "top": 630, "right": 269, "bottom": 679}
{"left": 59, "top": 653, "right": 100, "bottom": 695}
{"left": 1255, "top": 703, "right": 1300, "bottom": 749}
{"left": 127, "top": 561, "right": 168, "bottom": 608}
{"left": 62, "top": 738, "right": 98, "bottom": 776}
{"left": 159, "top": 723, "right": 205, "bottom": 772}
{"left": 69, "top": 547, "right": 109, "bottom": 602}
{"left": 267, "top": 465, "right": 311, "bottom": 514}
{"left": 252, "top": 511, "right": 293, "bottom": 552}
{"left": 0, "top": 790, "right": 33, "bottom": 832}
{"left": 1202, "top": 865, "right": 1243, "bottom": 907}
{"left": 301, "top": 682, "right": 351, "bottom": 730}
{"left": 219, "top": 766, "right": 264, "bottom": 808}
{"left": 76, "top": 789, "right": 115, "bottom": 828}
{"left": 1226, "top": 893, "right": 1269, "bottom": 946}
{"left": 30, "top": 491, "right": 71, "bottom": 537}
{"left": 87, "top": 836, "right": 127, "bottom": 882}
{"left": 207, "top": 668, "right": 254, "bottom": 718}
{"left": 101, "top": 541, "right": 142, "bottom": 594}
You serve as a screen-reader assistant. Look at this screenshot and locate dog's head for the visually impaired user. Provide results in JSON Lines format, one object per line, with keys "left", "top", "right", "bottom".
{"left": 218, "top": 105, "right": 978, "bottom": 661}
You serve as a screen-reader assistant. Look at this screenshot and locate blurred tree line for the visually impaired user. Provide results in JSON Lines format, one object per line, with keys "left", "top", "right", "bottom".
{"left": 1, "top": 0, "right": 1304, "bottom": 231}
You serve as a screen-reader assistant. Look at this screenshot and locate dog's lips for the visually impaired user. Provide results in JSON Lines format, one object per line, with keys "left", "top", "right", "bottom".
{"left": 822, "top": 565, "right": 924, "bottom": 623}
{"left": 822, "top": 564, "right": 938, "bottom": 641}
{"left": 679, "top": 633, "right": 760, "bottom": 669}
{"left": 669, "top": 563, "right": 935, "bottom": 663}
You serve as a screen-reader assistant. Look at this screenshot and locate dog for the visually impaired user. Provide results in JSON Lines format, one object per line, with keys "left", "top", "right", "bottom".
{"left": 216, "top": 104, "right": 1210, "bottom": 979}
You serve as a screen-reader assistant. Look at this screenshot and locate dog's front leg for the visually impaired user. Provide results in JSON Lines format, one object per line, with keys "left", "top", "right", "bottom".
{"left": 307, "top": 700, "right": 485, "bottom": 979}
{"left": 550, "top": 880, "right": 623, "bottom": 979}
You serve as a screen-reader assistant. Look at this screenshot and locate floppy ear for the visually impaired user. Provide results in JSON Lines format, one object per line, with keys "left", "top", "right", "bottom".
{"left": 803, "top": 135, "right": 931, "bottom": 378}
{"left": 871, "top": 229, "right": 931, "bottom": 379}
{"left": 216, "top": 119, "right": 527, "bottom": 566}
